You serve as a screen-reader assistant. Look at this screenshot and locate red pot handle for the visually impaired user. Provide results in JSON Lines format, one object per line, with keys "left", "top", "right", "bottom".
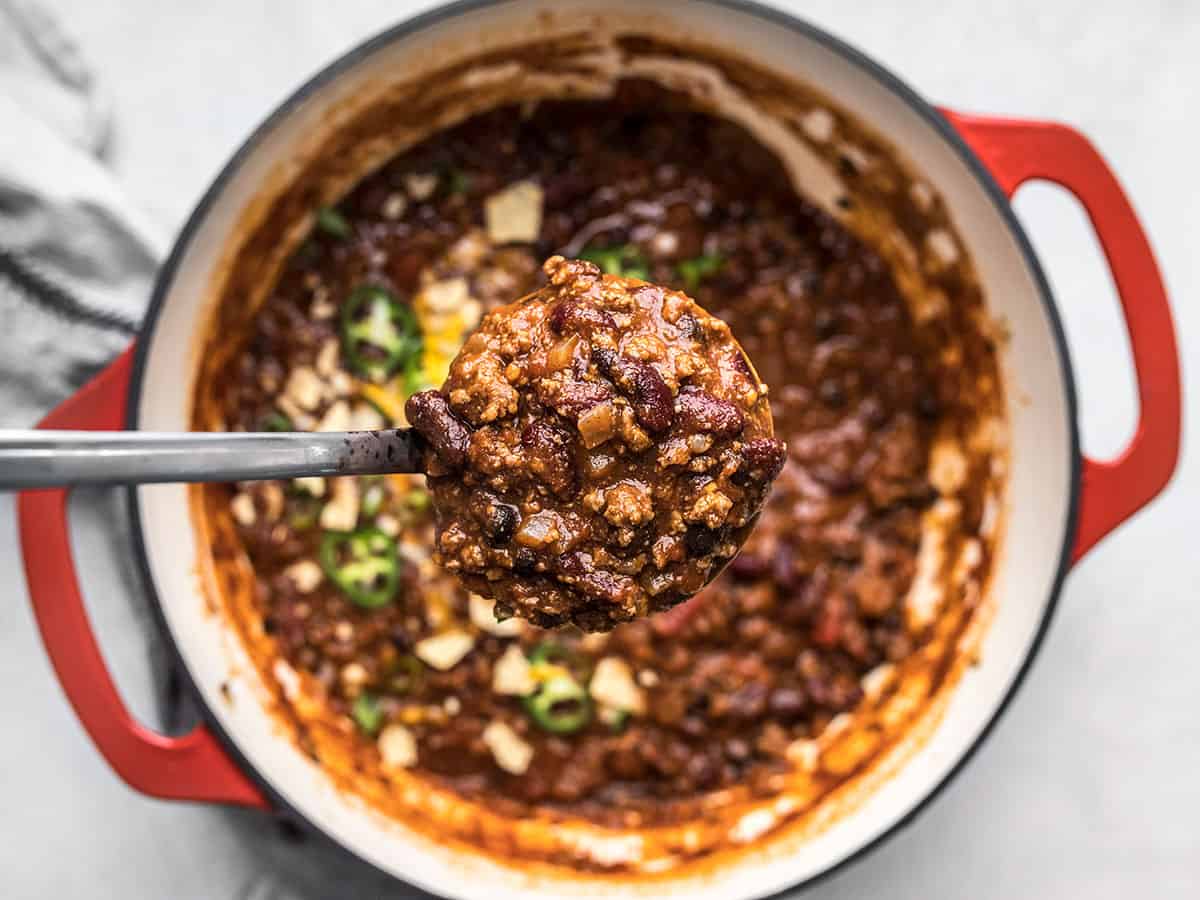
{"left": 942, "top": 109, "right": 1182, "bottom": 564}
{"left": 17, "top": 346, "right": 267, "bottom": 807}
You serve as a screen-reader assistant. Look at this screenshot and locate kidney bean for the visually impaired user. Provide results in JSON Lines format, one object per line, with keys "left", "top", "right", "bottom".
{"left": 676, "top": 386, "right": 745, "bottom": 437}
{"left": 729, "top": 551, "right": 768, "bottom": 579}
{"left": 771, "top": 542, "right": 798, "bottom": 589}
{"left": 726, "top": 348, "right": 754, "bottom": 378}
{"left": 593, "top": 348, "right": 675, "bottom": 433}
{"left": 737, "top": 437, "right": 787, "bottom": 483}
{"left": 520, "top": 420, "right": 576, "bottom": 495}
{"left": 811, "top": 593, "right": 847, "bottom": 648}
{"left": 405, "top": 390, "right": 472, "bottom": 469}
{"left": 547, "top": 379, "right": 613, "bottom": 420}
{"left": 557, "top": 551, "right": 640, "bottom": 605}
{"left": 721, "top": 682, "right": 769, "bottom": 720}
{"left": 767, "top": 686, "right": 809, "bottom": 720}
{"left": 549, "top": 297, "right": 617, "bottom": 339}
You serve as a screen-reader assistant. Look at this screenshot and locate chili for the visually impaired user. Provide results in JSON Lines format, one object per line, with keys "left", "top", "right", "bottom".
{"left": 315, "top": 205, "right": 351, "bottom": 239}
{"left": 352, "top": 692, "right": 383, "bottom": 734}
{"left": 261, "top": 410, "right": 293, "bottom": 432}
{"left": 677, "top": 253, "right": 724, "bottom": 291}
{"left": 318, "top": 527, "right": 401, "bottom": 608}
{"left": 578, "top": 243, "right": 649, "bottom": 280}
{"left": 387, "top": 654, "right": 425, "bottom": 695}
{"left": 340, "top": 285, "right": 422, "bottom": 382}
{"left": 524, "top": 673, "right": 592, "bottom": 735}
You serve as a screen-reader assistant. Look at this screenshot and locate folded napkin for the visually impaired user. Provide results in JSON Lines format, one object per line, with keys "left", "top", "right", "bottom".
{"left": 0, "top": 0, "right": 165, "bottom": 428}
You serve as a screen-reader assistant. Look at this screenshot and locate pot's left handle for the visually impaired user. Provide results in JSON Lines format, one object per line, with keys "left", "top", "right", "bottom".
{"left": 17, "top": 347, "right": 267, "bottom": 807}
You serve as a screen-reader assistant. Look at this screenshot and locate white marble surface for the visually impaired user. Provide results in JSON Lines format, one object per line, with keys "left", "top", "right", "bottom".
{"left": 3, "top": 1, "right": 1199, "bottom": 897}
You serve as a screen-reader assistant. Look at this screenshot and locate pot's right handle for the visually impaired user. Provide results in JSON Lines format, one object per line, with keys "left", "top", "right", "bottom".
{"left": 941, "top": 110, "right": 1182, "bottom": 564}
{"left": 17, "top": 347, "right": 267, "bottom": 807}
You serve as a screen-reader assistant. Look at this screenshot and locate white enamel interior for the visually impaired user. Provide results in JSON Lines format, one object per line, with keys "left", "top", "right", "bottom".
{"left": 133, "top": 2, "right": 1076, "bottom": 898}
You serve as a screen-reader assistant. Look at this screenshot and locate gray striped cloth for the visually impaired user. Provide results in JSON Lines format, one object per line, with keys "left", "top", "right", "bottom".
{"left": 0, "top": 0, "right": 164, "bottom": 427}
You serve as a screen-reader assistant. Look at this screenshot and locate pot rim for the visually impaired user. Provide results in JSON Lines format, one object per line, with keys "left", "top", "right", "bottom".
{"left": 125, "top": 0, "right": 1083, "bottom": 895}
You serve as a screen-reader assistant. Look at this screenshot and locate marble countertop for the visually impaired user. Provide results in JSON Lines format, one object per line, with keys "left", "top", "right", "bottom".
{"left": 2, "top": 1, "right": 1197, "bottom": 897}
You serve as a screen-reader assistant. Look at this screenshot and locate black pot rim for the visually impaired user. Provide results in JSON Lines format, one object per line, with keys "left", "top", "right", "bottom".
{"left": 125, "top": 1, "right": 1081, "bottom": 896}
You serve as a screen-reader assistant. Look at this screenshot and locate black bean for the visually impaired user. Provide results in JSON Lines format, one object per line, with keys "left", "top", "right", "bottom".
{"left": 723, "top": 683, "right": 768, "bottom": 720}
{"left": 485, "top": 503, "right": 519, "bottom": 546}
{"left": 767, "top": 686, "right": 808, "bottom": 719}
{"left": 684, "top": 525, "right": 720, "bottom": 556}
{"left": 813, "top": 308, "right": 839, "bottom": 339}
{"left": 512, "top": 547, "right": 538, "bottom": 575}
{"left": 916, "top": 387, "right": 941, "bottom": 420}
{"left": 675, "top": 313, "right": 703, "bottom": 342}
{"left": 817, "top": 377, "right": 847, "bottom": 409}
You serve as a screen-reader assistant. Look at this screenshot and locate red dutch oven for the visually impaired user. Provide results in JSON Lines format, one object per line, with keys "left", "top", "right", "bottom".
{"left": 17, "top": 2, "right": 1181, "bottom": 897}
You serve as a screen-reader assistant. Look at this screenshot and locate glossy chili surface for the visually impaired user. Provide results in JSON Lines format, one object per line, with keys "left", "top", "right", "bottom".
{"left": 209, "top": 83, "right": 944, "bottom": 826}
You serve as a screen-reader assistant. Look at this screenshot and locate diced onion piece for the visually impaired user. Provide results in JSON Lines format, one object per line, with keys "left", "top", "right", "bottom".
{"left": 484, "top": 180, "right": 543, "bottom": 244}
{"left": 482, "top": 720, "right": 534, "bottom": 775}
{"left": 260, "top": 483, "right": 284, "bottom": 521}
{"left": 926, "top": 228, "right": 960, "bottom": 266}
{"left": 284, "top": 559, "right": 323, "bottom": 593}
{"left": 293, "top": 476, "right": 326, "bottom": 497}
{"left": 378, "top": 724, "right": 418, "bottom": 769}
{"left": 546, "top": 335, "right": 580, "bottom": 371}
{"left": 319, "top": 477, "right": 360, "bottom": 531}
{"left": 801, "top": 107, "right": 835, "bottom": 143}
{"left": 284, "top": 366, "right": 325, "bottom": 411}
{"left": 929, "top": 439, "right": 968, "bottom": 494}
{"left": 468, "top": 592, "right": 523, "bottom": 637}
{"left": 405, "top": 173, "right": 437, "bottom": 201}
{"left": 515, "top": 512, "right": 560, "bottom": 548}
{"left": 492, "top": 644, "right": 536, "bottom": 696}
{"left": 577, "top": 401, "right": 617, "bottom": 449}
{"left": 414, "top": 630, "right": 475, "bottom": 671}
{"left": 588, "top": 657, "right": 646, "bottom": 715}
{"left": 381, "top": 192, "right": 407, "bottom": 220}
{"left": 419, "top": 278, "right": 470, "bottom": 315}
{"left": 230, "top": 493, "right": 256, "bottom": 526}
{"left": 315, "top": 337, "right": 340, "bottom": 378}
{"left": 348, "top": 401, "right": 385, "bottom": 432}
{"left": 315, "top": 400, "right": 351, "bottom": 433}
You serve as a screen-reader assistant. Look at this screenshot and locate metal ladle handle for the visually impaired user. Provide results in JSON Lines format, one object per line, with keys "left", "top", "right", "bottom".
{"left": 0, "top": 428, "right": 424, "bottom": 490}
